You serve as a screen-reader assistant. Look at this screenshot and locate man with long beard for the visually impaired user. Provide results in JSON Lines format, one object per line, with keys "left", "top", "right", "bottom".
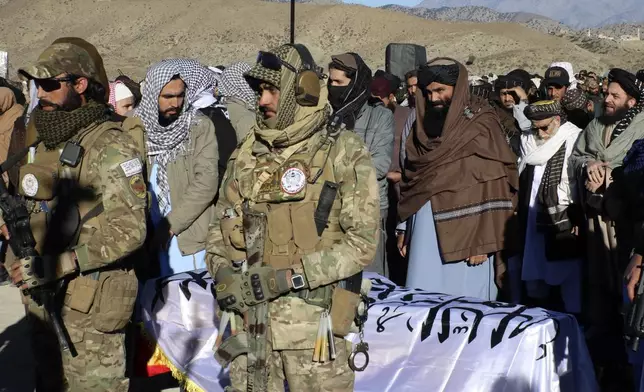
{"left": 570, "top": 68, "right": 644, "bottom": 390}
{"left": 512, "top": 101, "right": 582, "bottom": 313}
{"left": 396, "top": 58, "right": 518, "bottom": 300}
{"left": 6, "top": 39, "right": 146, "bottom": 391}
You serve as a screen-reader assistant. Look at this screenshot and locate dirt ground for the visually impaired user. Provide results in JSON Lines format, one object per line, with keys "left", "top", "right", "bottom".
{"left": 0, "top": 285, "right": 180, "bottom": 392}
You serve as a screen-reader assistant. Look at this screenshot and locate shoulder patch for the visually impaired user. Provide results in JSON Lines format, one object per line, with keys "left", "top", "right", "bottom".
{"left": 120, "top": 158, "right": 143, "bottom": 177}
{"left": 129, "top": 174, "right": 147, "bottom": 199}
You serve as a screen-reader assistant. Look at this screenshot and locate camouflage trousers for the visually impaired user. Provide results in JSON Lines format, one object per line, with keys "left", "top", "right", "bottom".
{"left": 27, "top": 303, "right": 129, "bottom": 392}
{"left": 229, "top": 337, "right": 355, "bottom": 392}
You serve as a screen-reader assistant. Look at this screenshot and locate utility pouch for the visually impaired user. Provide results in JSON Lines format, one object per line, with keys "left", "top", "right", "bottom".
{"left": 220, "top": 215, "right": 247, "bottom": 261}
{"left": 65, "top": 275, "right": 100, "bottom": 314}
{"left": 19, "top": 162, "right": 59, "bottom": 200}
{"left": 91, "top": 270, "right": 138, "bottom": 332}
{"left": 330, "top": 287, "right": 361, "bottom": 337}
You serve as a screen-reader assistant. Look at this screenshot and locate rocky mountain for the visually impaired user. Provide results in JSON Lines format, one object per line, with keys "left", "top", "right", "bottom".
{"left": 0, "top": 0, "right": 641, "bottom": 80}
{"left": 381, "top": 5, "right": 567, "bottom": 34}
{"left": 264, "top": 0, "right": 341, "bottom": 3}
{"left": 415, "top": 0, "right": 644, "bottom": 28}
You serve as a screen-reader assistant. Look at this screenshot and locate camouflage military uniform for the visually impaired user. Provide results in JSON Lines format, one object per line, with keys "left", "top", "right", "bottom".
{"left": 9, "top": 40, "right": 147, "bottom": 392}
{"left": 206, "top": 45, "right": 379, "bottom": 391}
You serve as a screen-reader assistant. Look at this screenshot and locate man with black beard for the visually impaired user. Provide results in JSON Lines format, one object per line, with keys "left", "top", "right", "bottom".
{"left": 570, "top": 68, "right": 644, "bottom": 391}
{"left": 135, "top": 59, "right": 221, "bottom": 276}
{"left": 328, "top": 53, "right": 394, "bottom": 277}
{"left": 396, "top": 58, "right": 518, "bottom": 299}
{"left": 7, "top": 39, "right": 146, "bottom": 391}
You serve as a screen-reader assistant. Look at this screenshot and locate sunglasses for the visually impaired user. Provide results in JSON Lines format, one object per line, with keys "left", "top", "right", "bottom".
{"left": 531, "top": 118, "right": 556, "bottom": 133}
{"left": 34, "top": 76, "right": 78, "bottom": 92}
{"left": 256, "top": 51, "right": 298, "bottom": 74}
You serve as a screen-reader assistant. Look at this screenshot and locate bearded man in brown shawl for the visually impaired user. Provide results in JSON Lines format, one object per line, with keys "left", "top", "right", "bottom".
{"left": 396, "top": 58, "right": 518, "bottom": 300}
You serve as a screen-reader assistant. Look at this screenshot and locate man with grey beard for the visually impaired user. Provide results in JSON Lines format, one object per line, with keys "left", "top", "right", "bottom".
{"left": 510, "top": 100, "right": 582, "bottom": 314}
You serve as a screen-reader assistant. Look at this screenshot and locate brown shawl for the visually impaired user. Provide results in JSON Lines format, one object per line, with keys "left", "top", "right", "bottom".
{"left": 0, "top": 88, "right": 24, "bottom": 163}
{"left": 399, "top": 58, "right": 519, "bottom": 262}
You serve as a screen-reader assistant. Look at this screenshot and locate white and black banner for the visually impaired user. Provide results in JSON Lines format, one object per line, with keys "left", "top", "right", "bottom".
{"left": 140, "top": 271, "right": 598, "bottom": 392}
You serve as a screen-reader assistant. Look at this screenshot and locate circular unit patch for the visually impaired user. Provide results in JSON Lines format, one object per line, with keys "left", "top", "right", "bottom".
{"left": 21, "top": 174, "right": 39, "bottom": 197}
{"left": 280, "top": 167, "right": 307, "bottom": 195}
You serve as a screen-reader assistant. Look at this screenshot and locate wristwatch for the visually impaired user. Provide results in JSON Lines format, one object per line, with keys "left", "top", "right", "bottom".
{"left": 291, "top": 273, "right": 306, "bottom": 290}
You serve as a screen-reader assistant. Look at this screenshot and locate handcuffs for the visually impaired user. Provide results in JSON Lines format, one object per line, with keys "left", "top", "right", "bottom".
{"left": 348, "top": 293, "right": 370, "bottom": 372}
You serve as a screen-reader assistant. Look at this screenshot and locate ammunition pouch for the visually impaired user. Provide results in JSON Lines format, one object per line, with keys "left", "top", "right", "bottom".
{"left": 220, "top": 215, "right": 246, "bottom": 261}
{"left": 65, "top": 275, "right": 100, "bottom": 314}
{"left": 19, "top": 161, "right": 59, "bottom": 200}
{"left": 91, "top": 270, "right": 138, "bottom": 332}
{"left": 286, "top": 278, "right": 366, "bottom": 338}
{"left": 330, "top": 287, "right": 362, "bottom": 337}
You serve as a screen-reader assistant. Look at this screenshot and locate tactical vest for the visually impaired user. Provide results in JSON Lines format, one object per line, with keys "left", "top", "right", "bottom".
{"left": 19, "top": 124, "right": 114, "bottom": 252}
{"left": 235, "top": 133, "right": 343, "bottom": 304}
{"left": 19, "top": 122, "right": 139, "bottom": 332}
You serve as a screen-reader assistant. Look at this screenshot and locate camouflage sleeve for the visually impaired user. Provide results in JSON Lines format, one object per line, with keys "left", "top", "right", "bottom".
{"left": 301, "top": 132, "right": 379, "bottom": 289}
{"left": 205, "top": 154, "right": 238, "bottom": 277}
{"left": 73, "top": 130, "right": 147, "bottom": 272}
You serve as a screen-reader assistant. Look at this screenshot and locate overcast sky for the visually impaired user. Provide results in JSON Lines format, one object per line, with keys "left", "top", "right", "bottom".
{"left": 344, "top": 0, "right": 421, "bottom": 6}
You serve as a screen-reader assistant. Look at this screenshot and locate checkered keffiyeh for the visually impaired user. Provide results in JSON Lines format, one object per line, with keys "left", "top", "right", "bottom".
{"left": 135, "top": 58, "right": 218, "bottom": 215}
{"left": 217, "top": 62, "right": 256, "bottom": 109}
{"left": 244, "top": 45, "right": 299, "bottom": 131}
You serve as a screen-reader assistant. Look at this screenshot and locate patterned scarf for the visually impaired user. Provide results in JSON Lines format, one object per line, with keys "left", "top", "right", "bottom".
{"left": 135, "top": 58, "right": 219, "bottom": 215}
{"left": 217, "top": 62, "right": 256, "bottom": 109}
{"left": 536, "top": 143, "right": 570, "bottom": 233}
{"left": 609, "top": 74, "right": 644, "bottom": 142}
{"left": 33, "top": 101, "right": 110, "bottom": 149}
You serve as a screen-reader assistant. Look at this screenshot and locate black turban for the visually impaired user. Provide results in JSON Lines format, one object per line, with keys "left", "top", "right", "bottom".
{"left": 608, "top": 68, "right": 641, "bottom": 100}
{"left": 495, "top": 69, "right": 533, "bottom": 92}
{"left": 418, "top": 64, "right": 459, "bottom": 88}
{"left": 524, "top": 100, "right": 564, "bottom": 121}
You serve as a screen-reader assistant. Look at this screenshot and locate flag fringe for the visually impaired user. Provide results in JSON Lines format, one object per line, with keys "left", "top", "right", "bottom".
{"left": 143, "top": 324, "right": 206, "bottom": 392}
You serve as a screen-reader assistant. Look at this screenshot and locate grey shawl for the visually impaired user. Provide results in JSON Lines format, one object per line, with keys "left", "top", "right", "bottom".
{"left": 570, "top": 112, "right": 644, "bottom": 173}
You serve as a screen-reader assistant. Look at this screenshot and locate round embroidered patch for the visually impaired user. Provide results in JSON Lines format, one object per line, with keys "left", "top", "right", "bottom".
{"left": 21, "top": 174, "right": 39, "bottom": 197}
{"left": 129, "top": 175, "right": 147, "bottom": 199}
{"left": 280, "top": 167, "right": 306, "bottom": 195}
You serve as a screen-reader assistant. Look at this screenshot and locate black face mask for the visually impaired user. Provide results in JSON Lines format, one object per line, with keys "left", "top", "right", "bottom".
{"left": 328, "top": 85, "right": 351, "bottom": 111}
{"left": 368, "top": 96, "right": 383, "bottom": 106}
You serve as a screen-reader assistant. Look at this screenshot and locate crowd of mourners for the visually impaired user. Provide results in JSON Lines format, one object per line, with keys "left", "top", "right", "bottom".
{"left": 2, "top": 37, "right": 644, "bottom": 391}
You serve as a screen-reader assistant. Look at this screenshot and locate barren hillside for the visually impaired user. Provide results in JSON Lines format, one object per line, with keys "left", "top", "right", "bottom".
{"left": 0, "top": 0, "right": 641, "bottom": 80}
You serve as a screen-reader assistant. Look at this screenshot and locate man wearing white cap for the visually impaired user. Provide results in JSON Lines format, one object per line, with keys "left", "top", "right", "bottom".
{"left": 109, "top": 81, "right": 135, "bottom": 116}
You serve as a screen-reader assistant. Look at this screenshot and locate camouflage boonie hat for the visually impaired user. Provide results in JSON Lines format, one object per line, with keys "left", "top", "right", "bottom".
{"left": 244, "top": 45, "right": 294, "bottom": 90}
{"left": 19, "top": 42, "right": 98, "bottom": 82}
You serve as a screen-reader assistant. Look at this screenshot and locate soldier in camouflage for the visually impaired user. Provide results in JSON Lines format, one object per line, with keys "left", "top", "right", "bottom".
{"left": 5, "top": 39, "right": 146, "bottom": 391}
{"left": 206, "top": 44, "right": 379, "bottom": 391}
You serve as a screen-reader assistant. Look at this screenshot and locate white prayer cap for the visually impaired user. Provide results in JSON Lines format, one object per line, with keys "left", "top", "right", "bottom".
{"left": 114, "top": 82, "right": 134, "bottom": 102}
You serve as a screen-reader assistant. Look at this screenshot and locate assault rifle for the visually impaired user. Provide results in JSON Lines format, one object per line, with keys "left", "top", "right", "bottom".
{"left": 625, "top": 265, "right": 644, "bottom": 352}
{"left": 0, "top": 143, "right": 77, "bottom": 357}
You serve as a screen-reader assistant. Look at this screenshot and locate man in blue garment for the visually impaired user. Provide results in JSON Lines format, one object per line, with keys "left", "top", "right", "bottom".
{"left": 396, "top": 58, "right": 518, "bottom": 300}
